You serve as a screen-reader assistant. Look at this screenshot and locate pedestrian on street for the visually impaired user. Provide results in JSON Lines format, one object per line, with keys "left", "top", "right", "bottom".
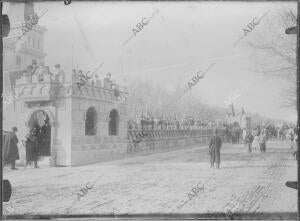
{"left": 25, "top": 126, "right": 40, "bottom": 168}
{"left": 259, "top": 129, "right": 267, "bottom": 153}
{"left": 3, "top": 127, "right": 20, "bottom": 170}
{"left": 289, "top": 127, "right": 295, "bottom": 149}
{"left": 252, "top": 132, "right": 260, "bottom": 153}
{"left": 293, "top": 130, "right": 298, "bottom": 150}
{"left": 245, "top": 130, "right": 254, "bottom": 153}
{"left": 209, "top": 129, "right": 222, "bottom": 169}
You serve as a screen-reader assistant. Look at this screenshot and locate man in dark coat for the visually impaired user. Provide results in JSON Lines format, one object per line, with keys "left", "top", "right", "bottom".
{"left": 245, "top": 130, "right": 254, "bottom": 153}
{"left": 3, "top": 127, "right": 19, "bottom": 170}
{"left": 209, "top": 129, "right": 222, "bottom": 169}
{"left": 25, "top": 126, "right": 40, "bottom": 168}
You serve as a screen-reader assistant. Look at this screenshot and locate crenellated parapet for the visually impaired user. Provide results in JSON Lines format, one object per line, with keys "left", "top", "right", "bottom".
{"left": 68, "top": 83, "right": 128, "bottom": 104}
{"left": 14, "top": 81, "right": 60, "bottom": 102}
{"left": 14, "top": 80, "right": 128, "bottom": 105}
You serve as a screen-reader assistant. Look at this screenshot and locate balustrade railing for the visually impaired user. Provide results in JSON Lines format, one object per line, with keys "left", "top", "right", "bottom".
{"left": 127, "top": 129, "right": 226, "bottom": 143}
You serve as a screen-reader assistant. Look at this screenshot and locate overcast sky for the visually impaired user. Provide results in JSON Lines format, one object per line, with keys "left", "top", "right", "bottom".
{"left": 3, "top": 1, "right": 297, "bottom": 122}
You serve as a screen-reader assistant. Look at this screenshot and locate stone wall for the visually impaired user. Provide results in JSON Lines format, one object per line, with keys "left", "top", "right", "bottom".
{"left": 70, "top": 97, "right": 128, "bottom": 166}
{"left": 70, "top": 129, "right": 226, "bottom": 166}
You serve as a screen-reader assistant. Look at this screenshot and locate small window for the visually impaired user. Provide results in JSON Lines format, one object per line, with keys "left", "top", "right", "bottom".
{"left": 32, "top": 38, "right": 35, "bottom": 48}
{"left": 37, "top": 39, "right": 40, "bottom": 49}
{"left": 109, "top": 109, "right": 119, "bottom": 136}
{"left": 85, "top": 107, "right": 97, "bottom": 136}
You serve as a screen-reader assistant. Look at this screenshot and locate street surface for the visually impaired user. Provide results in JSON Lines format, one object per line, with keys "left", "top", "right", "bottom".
{"left": 3, "top": 140, "right": 297, "bottom": 217}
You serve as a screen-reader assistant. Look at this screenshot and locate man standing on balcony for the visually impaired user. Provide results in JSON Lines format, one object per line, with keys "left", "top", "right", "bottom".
{"left": 54, "top": 64, "right": 66, "bottom": 83}
{"left": 104, "top": 72, "right": 113, "bottom": 89}
{"left": 209, "top": 129, "right": 222, "bottom": 169}
{"left": 35, "top": 62, "right": 46, "bottom": 82}
{"left": 23, "top": 65, "right": 33, "bottom": 83}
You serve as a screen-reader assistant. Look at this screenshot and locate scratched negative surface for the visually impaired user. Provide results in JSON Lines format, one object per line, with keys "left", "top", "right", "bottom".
{"left": 2, "top": 1, "right": 298, "bottom": 219}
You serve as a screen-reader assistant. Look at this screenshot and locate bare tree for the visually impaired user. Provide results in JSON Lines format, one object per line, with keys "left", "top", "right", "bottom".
{"left": 247, "top": 5, "right": 297, "bottom": 108}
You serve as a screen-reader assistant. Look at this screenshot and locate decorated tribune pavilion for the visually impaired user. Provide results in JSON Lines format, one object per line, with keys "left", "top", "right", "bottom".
{"left": 3, "top": 2, "right": 129, "bottom": 166}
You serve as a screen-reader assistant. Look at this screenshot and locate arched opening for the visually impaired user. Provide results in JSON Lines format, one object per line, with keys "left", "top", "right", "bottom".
{"left": 109, "top": 109, "right": 119, "bottom": 136}
{"left": 28, "top": 110, "right": 51, "bottom": 156}
{"left": 85, "top": 107, "right": 97, "bottom": 136}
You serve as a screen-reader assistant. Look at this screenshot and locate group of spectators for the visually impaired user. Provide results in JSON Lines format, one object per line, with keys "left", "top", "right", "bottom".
{"left": 22, "top": 60, "right": 65, "bottom": 84}
{"left": 205, "top": 123, "right": 299, "bottom": 169}
{"left": 22, "top": 61, "right": 120, "bottom": 92}
{"left": 286, "top": 127, "right": 298, "bottom": 149}
{"left": 243, "top": 125, "right": 298, "bottom": 154}
{"left": 244, "top": 127, "right": 267, "bottom": 153}
{"left": 128, "top": 115, "right": 225, "bottom": 131}
{"left": 224, "top": 124, "right": 241, "bottom": 144}
{"left": 72, "top": 71, "right": 115, "bottom": 89}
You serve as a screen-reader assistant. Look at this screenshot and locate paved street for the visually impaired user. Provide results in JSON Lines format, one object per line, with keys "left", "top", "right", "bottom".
{"left": 3, "top": 140, "right": 297, "bottom": 216}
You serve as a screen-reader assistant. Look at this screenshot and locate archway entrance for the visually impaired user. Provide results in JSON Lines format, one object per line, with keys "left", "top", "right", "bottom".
{"left": 28, "top": 110, "right": 51, "bottom": 156}
{"left": 109, "top": 109, "right": 119, "bottom": 136}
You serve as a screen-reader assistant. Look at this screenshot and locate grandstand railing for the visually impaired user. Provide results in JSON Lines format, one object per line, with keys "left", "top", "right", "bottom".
{"left": 127, "top": 129, "right": 226, "bottom": 144}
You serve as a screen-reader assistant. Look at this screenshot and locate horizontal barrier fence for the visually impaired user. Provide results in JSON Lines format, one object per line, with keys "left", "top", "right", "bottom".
{"left": 127, "top": 129, "right": 226, "bottom": 154}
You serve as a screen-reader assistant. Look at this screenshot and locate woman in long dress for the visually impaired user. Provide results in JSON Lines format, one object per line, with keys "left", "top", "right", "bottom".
{"left": 25, "top": 126, "right": 40, "bottom": 168}
{"left": 252, "top": 131, "right": 260, "bottom": 153}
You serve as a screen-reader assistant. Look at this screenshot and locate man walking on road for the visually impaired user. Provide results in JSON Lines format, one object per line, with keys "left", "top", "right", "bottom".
{"left": 209, "top": 129, "right": 222, "bottom": 169}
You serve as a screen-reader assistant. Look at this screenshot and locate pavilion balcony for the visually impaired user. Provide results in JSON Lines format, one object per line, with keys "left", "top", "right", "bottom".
{"left": 13, "top": 74, "right": 128, "bottom": 104}
{"left": 14, "top": 75, "right": 65, "bottom": 103}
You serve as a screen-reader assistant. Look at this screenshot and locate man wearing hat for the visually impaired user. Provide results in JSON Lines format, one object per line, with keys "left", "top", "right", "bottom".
{"left": 3, "top": 127, "right": 20, "bottom": 170}
{"left": 208, "top": 129, "right": 222, "bottom": 169}
{"left": 54, "top": 64, "right": 65, "bottom": 83}
{"left": 104, "top": 72, "right": 113, "bottom": 89}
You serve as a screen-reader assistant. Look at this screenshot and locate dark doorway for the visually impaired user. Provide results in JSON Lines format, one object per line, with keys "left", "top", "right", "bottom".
{"left": 28, "top": 110, "right": 51, "bottom": 156}
{"left": 85, "top": 107, "right": 97, "bottom": 136}
{"left": 109, "top": 109, "right": 119, "bottom": 136}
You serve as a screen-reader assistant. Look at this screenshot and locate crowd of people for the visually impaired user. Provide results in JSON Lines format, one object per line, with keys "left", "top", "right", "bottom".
{"left": 207, "top": 126, "right": 267, "bottom": 170}
{"left": 21, "top": 60, "right": 65, "bottom": 84}
{"left": 21, "top": 60, "right": 117, "bottom": 90}
{"left": 209, "top": 124, "right": 298, "bottom": 169}
{"left": 3, "top": 91, "right": 298, "bottom": 171}
{"left": 244, "top": 128, "right": 267, "bottom": 153}
{"left": 128, "top": 115, "right": 224, "bottom": 131}
{"left": 224, "top": 124, "right": 242, "bottom": 144}
{"left": 72, "top": 71, "right": 116, "bottom": 90}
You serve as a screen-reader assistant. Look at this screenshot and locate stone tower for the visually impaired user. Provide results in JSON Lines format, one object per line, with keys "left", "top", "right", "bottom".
{"left": 3, "top": 2, "right": 47, "bottom": 127}
{"left": 3, "top": 2, "right": 47, "bottom": 72}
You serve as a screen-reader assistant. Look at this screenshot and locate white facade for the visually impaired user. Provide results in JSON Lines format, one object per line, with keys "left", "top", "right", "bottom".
{"left": 3, "top": 2, "right": 129, "bottom": 166}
